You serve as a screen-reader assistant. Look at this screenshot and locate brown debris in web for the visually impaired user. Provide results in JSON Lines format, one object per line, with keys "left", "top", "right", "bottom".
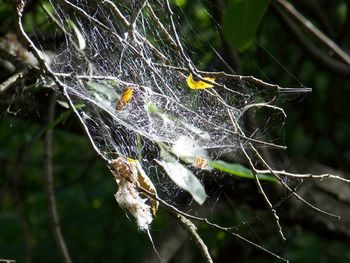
{"left": 111, "top": 157, "right": 158, "bottom": 231}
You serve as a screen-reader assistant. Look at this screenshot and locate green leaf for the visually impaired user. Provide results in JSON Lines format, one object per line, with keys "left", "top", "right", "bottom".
{"left": 66, "top": 19, "right": 86, "bottom": 50}
{"left": 222, "top": 0, "right": 269, "bottom": 52}
{"left": 57, "top": 100, "right": 69, "bottom": 109}
{"left": 158, "top": 148, "right": 207, "bottom": 205}
{"left": 208, "top": 160, "right": 277, "bottom": 182}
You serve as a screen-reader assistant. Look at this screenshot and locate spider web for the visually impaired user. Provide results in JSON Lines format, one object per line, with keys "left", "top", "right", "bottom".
{"left": 41, "top": 0, "right": 309, "bottom": 251}
{"left": 49, "top": 3, "right": 288, "bottom": 151}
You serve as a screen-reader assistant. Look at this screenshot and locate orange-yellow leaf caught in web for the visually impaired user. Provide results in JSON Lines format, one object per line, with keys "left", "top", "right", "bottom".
{"left": 187, "top": 73, "right": 215, "bottom": 90}
{"left": 116, "top": 87, "right": 134, "bottom": 111}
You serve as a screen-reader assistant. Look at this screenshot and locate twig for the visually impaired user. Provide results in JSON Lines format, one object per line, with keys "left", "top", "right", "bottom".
{"left": 151, "top": 63, "right": 312, "bottom": 93}
{"left": 272, "top": 3, "right": 350, "bottom": 76}
{"left": 256, "top": 169, "right": 350, "bottom": 183}
{"left": 198, "top": 70, "right": 312, "bottom": 93}
{"left": 148, "top": 10, "right": 220, "bottom": 98}
{"left": 250, "top": 144, "right": 340, "bottom": 219}
{"left": 13, "top": 1, "right": 110, "bottom": 166}
{"left": 239, "top": 101, "right": 287, "bottom": 119}
{"left": 229, "top": 103, "right": 339, "bottom": 220}
{"left": 241, "top": 143, "right": 286, "bottom": 241}
{"left": 172, "top": 212, "right": 213, "bottom": 263}
{"left": 129, "top": 0, "right": 148, "bottom": 41}
{"left": 228, "top": 106, "right": 339, "bottom": 242}
{"left": 0, "top": 68, "right": 30, "bottom": 94}
{"left": 136, "top": 185, "right": 288, "bottom": 262}
{"left": 275, "top": 0, "right": 350, "bottom": 66}
{"left": 163, "top": 0, "right": 194, "bottom": 71}
{"left": 101, "top": 0, "right": 129, "bottom": 27}
{"left": 40, "top": 3, "right": 81, "bottom": 54}
{"left": 100, "top": 0, "right": 168, "bottom": 61}
{"left": 43, "top": 93, "right": 73, "bottom": 263}
{"left": 146, "top": 3, "right": 178, "bottom": 49}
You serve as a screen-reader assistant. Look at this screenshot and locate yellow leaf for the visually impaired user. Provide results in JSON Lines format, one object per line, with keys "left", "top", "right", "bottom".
{"left": 187, "top": 73, "right": 215, "bottom": 90}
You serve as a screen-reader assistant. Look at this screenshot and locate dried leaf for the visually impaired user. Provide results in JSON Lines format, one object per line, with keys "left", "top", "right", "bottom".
{"left": 111, "top": 157, "right": 135, "bottom": 182}
{"left": 187, "top": 73, "right": 215, "bottom": 90}
{"left": 111, "top": 157, "right": 158, "bottom": 230}
{"left": 128, "top": 158, "right": 159, "bottom": 216}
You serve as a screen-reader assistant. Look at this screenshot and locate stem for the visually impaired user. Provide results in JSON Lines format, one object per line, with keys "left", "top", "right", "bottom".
{"left": 44, "top": 93, "right": 73, "bottom": 263}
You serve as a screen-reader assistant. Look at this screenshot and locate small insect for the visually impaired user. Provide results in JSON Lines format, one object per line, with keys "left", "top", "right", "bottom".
{"left": 194, "top": 156, "right": 208, "bottom": 170}
{"left": 116, "top": 87, "right": 134, "bottom": 111}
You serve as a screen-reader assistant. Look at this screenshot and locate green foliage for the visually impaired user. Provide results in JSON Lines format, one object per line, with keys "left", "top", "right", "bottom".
{"left": 0, "top": 1, "right": 13, "bottom": 34}
{"left": 209, "top": 160, "right": 277, "bottom": 182}
{"left": 1, "top": 0, "right": 350, "bottom": 262}
{"left": 222, "top": 0, "right": 269, "bottom": 52}
{"left": 0, "top": 118, "right": 149, "bottom": 262}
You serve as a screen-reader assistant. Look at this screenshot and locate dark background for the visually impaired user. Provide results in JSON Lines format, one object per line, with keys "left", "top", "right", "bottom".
{"left": 0, "top": 0, "right": 349, "bottom": 262}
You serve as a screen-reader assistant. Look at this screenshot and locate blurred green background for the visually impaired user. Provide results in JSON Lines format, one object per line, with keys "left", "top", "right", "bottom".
{"left": 0, "top": 0, "right": 349, "bottom": 262}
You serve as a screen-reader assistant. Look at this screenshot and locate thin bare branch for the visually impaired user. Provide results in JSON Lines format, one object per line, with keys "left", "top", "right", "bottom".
{"left": 129, "top": 0, "right": 148, "bottom": 41}
{"left": 275, "top": 0, "right": 350, "bottom": 66}
{"left": 241, "top": 143, "right": 286, "bottom": 241}
{"left": 146, "top": 3, "right": 178, "bottom": 49}
{"left": 101, "top": 0, "right": 129, "bottom": 27}
{"left": 256, "top": 169, "right": 350, "bottom": 183}
{"left": 13, "top": 1, "right": 110, "bottom": 166}
{"left": 135, "top": 185, "right": 288, "bottom": 262}
{"left": 250, "top": 144, "right": 341, "bottom": 219}
{"left": 43, "top": 93, "right": 73, "bottom": 263}
{"left": 172, "top": 212, "right": 213, "bottom": 263}
{"left": 163, "top": 0, "right": 195, "bottom": 70}
{"left": 272, "top": 3, "right": 350, "bottom": 76}
{"left": 101, "top": 0, "right": 168, "bottom": 61}
{"left": 0, "top": 68, "right": 29, "bottom": 94}
{"left": 151, "top": 63, "right": 312, "bottom": 93}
